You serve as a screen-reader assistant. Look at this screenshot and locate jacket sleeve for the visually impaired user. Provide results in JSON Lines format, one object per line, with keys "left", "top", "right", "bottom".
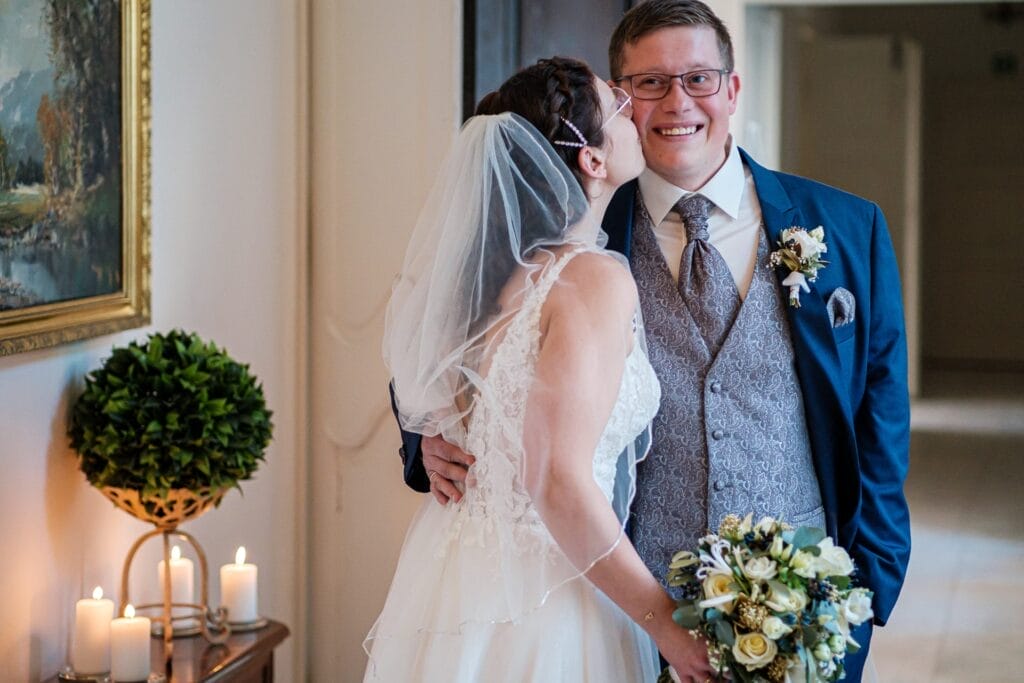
{"left": 851, "top": 203, "right": 912, "bottom": 626}
{"left": 389, "top": 382, "right": 430, "bottom": 492}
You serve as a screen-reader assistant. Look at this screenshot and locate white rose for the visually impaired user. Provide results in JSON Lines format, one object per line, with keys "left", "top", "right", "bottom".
{"left": 813, "top": 642, "right": 832, "bottom": 661}
{"left": 765, "top": 582, "right": 809, "bottom": 613}
{"left": 761, "top": 616, "right": 793, "bottom": 640}
{"left": 743, "top": 556, "right": 778, "bottom": 581}
{"left": 789, "top": 228, "right": 826, "bottom": 258}
{"left": 733, "top": 632, "right": 778, "bottom": 670}
{"left": 842, "top": 588, "right": 874, "bottom": 626}
{"left": 814, "top": 538, "right": 854, "bottom": 577}
{"left": 828, "top": 634, "right": 846, "bottom": 654}
{"left": 701, "top": 572, "right": 737, "bottom": 613}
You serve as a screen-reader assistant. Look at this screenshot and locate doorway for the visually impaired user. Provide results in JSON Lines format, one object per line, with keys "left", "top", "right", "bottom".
{"left": 745, "top": 2, "right": 1024, "bottom": 395}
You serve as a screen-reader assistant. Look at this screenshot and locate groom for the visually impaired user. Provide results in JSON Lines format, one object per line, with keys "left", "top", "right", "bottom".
{"left": 399, "top": 1, "right": 910, "bottom": 680}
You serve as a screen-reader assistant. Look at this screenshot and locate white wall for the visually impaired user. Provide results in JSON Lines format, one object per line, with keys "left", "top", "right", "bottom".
{"left": 307, "top": 0, "right": 461, "bottom": 680}
{"left": 0, "top": 1, "right": 307, "bottom": 679}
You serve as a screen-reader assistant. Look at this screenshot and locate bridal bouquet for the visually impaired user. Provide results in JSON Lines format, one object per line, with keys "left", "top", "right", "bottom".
{"left": 659, "top": 514, "right": 873, "bottom": 683}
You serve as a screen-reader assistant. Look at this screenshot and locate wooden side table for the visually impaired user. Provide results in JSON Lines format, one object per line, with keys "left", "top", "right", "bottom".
{"left": 50, "top": 620, "right": 289, "bottom": 683}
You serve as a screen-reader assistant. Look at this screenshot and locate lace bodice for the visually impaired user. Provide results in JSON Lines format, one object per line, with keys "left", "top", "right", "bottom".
{"left": 459, "top": 249, "right": 661, "bottom": 532}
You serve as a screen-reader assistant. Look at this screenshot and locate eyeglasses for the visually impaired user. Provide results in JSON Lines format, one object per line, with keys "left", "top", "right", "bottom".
{"left": 615, "top": 69, "right": 730, "bottom": 100}
{"left": 600, "top": 86, "right": 633, "bottom": 129}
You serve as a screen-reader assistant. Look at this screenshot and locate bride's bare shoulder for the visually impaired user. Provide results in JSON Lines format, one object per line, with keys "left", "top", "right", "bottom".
{"left": 548, "top": 250, "right": 637, "bottom": 320}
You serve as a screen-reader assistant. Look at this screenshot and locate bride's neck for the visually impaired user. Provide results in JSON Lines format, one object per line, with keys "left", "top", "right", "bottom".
{"left": 574, "top": 182, "right": 616, "bottom": 244}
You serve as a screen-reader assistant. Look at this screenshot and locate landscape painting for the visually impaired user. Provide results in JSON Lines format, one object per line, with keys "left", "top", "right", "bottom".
{"left": 0, "top": 0, "right": 149, "bottom": 355}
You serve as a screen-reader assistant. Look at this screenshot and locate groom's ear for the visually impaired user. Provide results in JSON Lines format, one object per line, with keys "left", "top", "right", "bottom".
{"left": 576, "top": 145, "right": 608, "bottom": 181}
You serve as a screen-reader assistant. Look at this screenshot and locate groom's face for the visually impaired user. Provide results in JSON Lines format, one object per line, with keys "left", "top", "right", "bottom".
{"left": 619, "top": 25, "right": 739, "bottom": 191}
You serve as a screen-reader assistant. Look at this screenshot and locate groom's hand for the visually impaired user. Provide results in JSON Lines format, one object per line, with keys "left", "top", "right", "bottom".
{"left": 422, "top": 435, "right": 475, "bottom": 505}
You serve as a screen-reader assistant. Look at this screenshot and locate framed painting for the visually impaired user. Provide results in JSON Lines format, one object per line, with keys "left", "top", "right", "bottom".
{"left": 0, "top": 0, "right": 150, "bottom": 356}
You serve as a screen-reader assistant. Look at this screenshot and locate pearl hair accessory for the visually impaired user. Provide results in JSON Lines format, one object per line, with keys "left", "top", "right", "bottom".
{"left": 552, "top": 116, "right": 588, "bottom": 148}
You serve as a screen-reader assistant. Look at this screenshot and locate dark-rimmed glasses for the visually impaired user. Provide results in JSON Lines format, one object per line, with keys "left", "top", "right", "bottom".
{"left": 615, "top": 69, "right": 730, "bottom": 100}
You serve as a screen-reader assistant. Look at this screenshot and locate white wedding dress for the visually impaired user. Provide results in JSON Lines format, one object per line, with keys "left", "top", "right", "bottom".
{"left": 364, "top": 250, "right": 662, "bottom": 682}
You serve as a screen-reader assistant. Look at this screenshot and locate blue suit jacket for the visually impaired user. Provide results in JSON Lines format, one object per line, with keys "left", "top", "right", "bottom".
{"left": 396, "top": 148, "right": 911, "bottom": 647}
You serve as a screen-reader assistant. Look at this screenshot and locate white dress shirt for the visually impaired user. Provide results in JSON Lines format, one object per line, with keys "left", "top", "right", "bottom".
{"left": 636, "top": 138, "right": 763, "bottom": 299}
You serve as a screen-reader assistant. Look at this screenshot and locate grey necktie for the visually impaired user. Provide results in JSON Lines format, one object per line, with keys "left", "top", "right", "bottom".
{"left": 675, "top": 194, "right": 740, "bottom": 355}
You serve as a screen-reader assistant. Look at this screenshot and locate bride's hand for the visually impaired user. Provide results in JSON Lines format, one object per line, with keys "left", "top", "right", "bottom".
{"left": 654, "top": 623, "right": 720, "bottom": 683}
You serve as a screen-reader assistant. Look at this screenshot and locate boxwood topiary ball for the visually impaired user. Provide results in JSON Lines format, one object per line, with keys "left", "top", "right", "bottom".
{"left": 69, "top": 329, "right": 273, "bottom": 499}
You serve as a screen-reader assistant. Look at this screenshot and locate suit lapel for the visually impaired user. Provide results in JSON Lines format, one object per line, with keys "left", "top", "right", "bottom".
{"left": 742, "top": 150, "right": 857, "bottom": 538}
{"left": 603, "top": 182, "right": 636, "bottom": 258}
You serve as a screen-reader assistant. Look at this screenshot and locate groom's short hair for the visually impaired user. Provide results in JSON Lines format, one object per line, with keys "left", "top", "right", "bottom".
{"left": 609, "top": 0, "right": 735, "bottom": 78}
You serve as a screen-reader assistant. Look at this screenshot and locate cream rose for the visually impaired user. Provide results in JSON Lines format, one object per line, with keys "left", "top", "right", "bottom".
{"left": 701, "top": 572, "right": 737, "bottom": 613}
{"left": 814, "top": 538, "right": 854, "bottom": 577}
{"left": 842, "top": 588, "right": 874, "bottom": 626}
{"left": 733, "top": 632, "right": 778, "bottom": 670}
{"left": 761, "top": 615, "right": 793, "bottom": 640}
{"left": 743, "top": 556, "right": 778, "bottom": 581}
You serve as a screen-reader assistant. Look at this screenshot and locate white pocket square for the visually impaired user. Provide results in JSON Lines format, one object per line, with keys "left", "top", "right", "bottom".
{"left": 827, "top": 287, "right": 855, "bottom": 327}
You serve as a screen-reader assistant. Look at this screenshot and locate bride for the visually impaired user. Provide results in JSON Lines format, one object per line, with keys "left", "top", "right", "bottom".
{"left": 364, "top": 57, "right": 715, "bottom": 682}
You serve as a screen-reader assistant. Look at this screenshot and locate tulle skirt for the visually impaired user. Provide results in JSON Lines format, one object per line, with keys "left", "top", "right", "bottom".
{"left": 363, "top": 498, "right": 659, "bottom": 682}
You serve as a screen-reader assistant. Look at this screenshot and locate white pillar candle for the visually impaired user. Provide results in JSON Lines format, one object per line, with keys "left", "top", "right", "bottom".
{"left": 220, "top": 546, "right": 258, "bottom": 623}
{"left": 110, "top": 604, "right": 150, "bottom": 681}
{"left": 71, "top": 586, "right": 113, "bottom": 674}
{"left": 157, "top": 545, "right": 195, "bottom": 626}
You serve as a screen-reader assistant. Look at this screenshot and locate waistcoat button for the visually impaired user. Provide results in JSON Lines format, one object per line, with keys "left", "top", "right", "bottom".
{"left": 712, "top": 429, "right": 725, "bottom": 440}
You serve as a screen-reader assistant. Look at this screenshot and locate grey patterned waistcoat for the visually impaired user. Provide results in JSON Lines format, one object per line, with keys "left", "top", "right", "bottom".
{"left": 630, "top": 200, "right": 825, "bottom": 585}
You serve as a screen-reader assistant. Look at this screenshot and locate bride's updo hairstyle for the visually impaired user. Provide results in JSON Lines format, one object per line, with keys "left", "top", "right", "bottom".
{"left": 468, "top": 57, "right": 601, "bottom": 331}
{"left": 475, "top": 56, "right": 604, "bottom": 191}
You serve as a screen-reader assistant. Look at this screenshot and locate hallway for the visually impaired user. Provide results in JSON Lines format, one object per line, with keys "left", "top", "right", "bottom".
{"left": 871, "top": 371, "right": 1024, "bottom": 682}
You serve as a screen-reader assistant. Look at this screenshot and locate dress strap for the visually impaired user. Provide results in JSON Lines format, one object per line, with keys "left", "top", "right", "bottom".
{"left": 522, "top": 245, "right": 589, "bottom": 313}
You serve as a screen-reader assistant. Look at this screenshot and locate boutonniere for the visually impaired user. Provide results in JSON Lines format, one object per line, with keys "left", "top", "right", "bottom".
{"left": 769, "top": 226, "right": 828, "bottom": 307}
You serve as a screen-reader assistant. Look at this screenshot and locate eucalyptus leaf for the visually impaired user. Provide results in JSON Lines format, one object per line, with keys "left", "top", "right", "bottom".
{"left": 714, "top": 618, "right": 735, "bottom": 646}
{"left": 673, "top": 603, "right": 701, "bottom": 629}
{"left": 791, "top": 527, "right": 826, "bottom": 549}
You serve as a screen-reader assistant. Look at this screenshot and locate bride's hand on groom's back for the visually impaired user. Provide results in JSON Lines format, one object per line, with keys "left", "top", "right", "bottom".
{"left": 422, "top": 435, "right": 475, "bottom": 505}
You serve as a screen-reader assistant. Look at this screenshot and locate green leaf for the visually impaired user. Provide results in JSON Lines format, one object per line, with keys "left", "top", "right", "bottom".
{"left": 791, "top": 526, "right": 826, "bottom": 549}
{"left": 714, "top": 619, "right": 735, "bottom": 646}
{"left": 673, "top": 603, "right": 701, "bottom": 629}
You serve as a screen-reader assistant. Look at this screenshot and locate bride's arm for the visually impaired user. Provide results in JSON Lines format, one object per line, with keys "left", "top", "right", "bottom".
{"left": 523, "top": 253, "right": 713, "bottom": 679}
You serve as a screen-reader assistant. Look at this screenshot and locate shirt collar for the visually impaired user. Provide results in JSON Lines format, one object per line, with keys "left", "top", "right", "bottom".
{"left": 637, "top": 136, "right": 745, "bottom": 224}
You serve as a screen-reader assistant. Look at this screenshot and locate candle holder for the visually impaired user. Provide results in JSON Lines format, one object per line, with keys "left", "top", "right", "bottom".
{"left": 120, "top": 527, "right": 231, "bottom": 665}
{"left": 101, "top": 486, "right": 233, "bottom": 671}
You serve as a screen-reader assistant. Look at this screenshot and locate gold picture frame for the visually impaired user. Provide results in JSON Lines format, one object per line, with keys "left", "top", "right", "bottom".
{"left": 0, "top": 0, "right": 151, "bottom": 356}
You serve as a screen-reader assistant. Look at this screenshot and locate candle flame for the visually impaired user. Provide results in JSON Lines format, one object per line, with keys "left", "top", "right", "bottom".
{"left": 92, "top": 586, "right": 103, "bottom": 600}
{"left": 235, "top": 546, "right": 246, "bottom": 565}
{"left": 171, "top": 545, "right": 182, "bottom": 561}
{"left": 124, "top": 604, "right": 136, "bottom": 619}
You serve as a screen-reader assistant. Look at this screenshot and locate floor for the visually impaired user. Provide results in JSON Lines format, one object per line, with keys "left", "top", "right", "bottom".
{"left": 869, "top": 370, "right": 1024, "bottom": 683}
